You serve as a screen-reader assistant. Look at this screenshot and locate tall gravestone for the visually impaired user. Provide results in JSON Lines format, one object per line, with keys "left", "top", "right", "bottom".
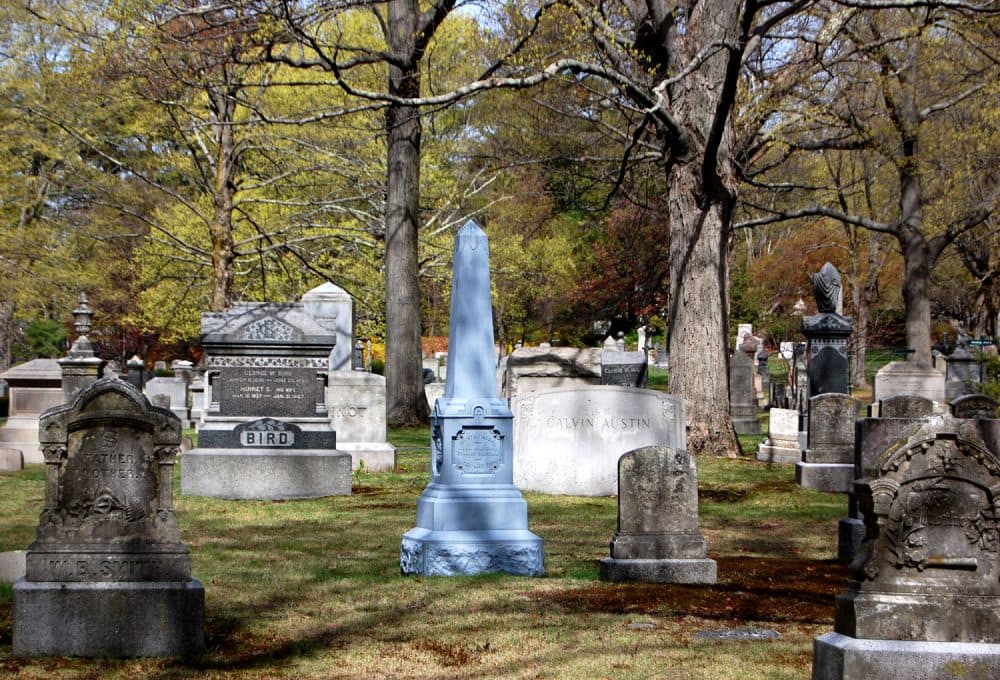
{"left": 796, "top": 393, "right": 861, "bottom": 493}
{"left": 599, "top": 446, "right": 716, "bottom": 583}
{"left": 401, "top": 221, "right": 543, "bottom": 576}
{"left": 945, "top": 345, "right": 982, "bottom": 399}
{"left": 813, "top": 416, "right": 1000, "bottom": 679}
{"left": 181, "top": 283, "right": 351, "bottom": 499}
{"left": 13, "top": 379, "right": 204, "bottom": 657}
{"left": 802, "top": 263, "right": 853, "bottom": 398}
{"left": 729, "top": 347, "right": 761, "bottom": 434}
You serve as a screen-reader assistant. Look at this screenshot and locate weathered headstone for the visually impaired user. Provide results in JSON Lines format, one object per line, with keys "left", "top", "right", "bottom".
{"left": 513, "top": 386, "right": 685, "bottom": 496}
{"left": 878, "top": 395, "right": 933, "bottom": 419}
{"left": 13, "top": 379, "right": 204, "bottom": 657}
{"left": 302, "top": 282, "right": 355, "bottom": 372}
{"left": 756, "top": 408, "right": 801, "bottom": 464}
{"left": 181, "top": 283, "right": 351, "bottom": 499}
{"left": 873, "top": 361, "right": 945, "bottom": 408}
{"left": 730, "top": 348, "right": 761, "bottom": 434}
{"left": 188, "top": 376, "right": 206, "bottom": 423}
{"left": 401, "top": 221, "right": 543, "bottom": 576}
{"left": 326, "top": 371, "right": 396, "bottom": 471}
{"left": 802, "top": 264, "right": 853, "bottom": 398}
{"left": 599, "top": 446, "right": 716, "bottom": 583}
{"left": 951, "top": 394, "right": 999, "bottom": 419}
{"left": 796, "top": 393, "right": 860, "bottom": 492}
{"left": 501, "top": 346, "right": 602, "bottom": 400}
{"left": 813, "top": 416, "right": 1000, "bottom": 679}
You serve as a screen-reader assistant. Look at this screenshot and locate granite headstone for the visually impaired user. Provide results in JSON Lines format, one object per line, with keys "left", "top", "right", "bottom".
{"left": 13, "top": 379, "right": 204, "bottom": 657}
{"left": 599, "top": 446, "right": 716, "bottom": 583}
{"left": 797, "top": 393, "right": 860, "bottom": 492}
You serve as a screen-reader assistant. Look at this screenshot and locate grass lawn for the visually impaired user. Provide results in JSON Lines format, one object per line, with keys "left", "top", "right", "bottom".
{"left": 0, "top": 427, "right": 848, "bottom": 679}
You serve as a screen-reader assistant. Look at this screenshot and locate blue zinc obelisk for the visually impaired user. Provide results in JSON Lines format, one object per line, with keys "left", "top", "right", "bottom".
{"left": 400, "top": 221, "right": 544, "bottom": 576}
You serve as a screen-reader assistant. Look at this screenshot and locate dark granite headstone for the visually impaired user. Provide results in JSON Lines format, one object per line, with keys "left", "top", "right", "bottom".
{"left": 601, "top": 351, "right": 648, "bottom": 387}
{"left": 13, "top": 379, "right": 203, "bottom": 657}
{"left": 802, "top": 264, "right": 853, "bottom": 398}
{"left": 599, "top": 446, "right": 716, "bottom": 583}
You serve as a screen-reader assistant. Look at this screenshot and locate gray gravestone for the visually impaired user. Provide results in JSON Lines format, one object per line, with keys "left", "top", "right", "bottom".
{"left": 0, "top": 359, "right": 63, "bottom": 463}
{"left": 813, "top": 416, "right": 1000, "bottom": 678}
{"left": 873, "top": 361, "right": 945, "bottom": 408}
{"left": 878, "top": 395, "right": 933, "bottom": 419}
{"left": 143, "top": 376, "right": 189, "bottom": 424}
{"left": 729, "top": 348, "right": 760, "bottom": 434}
{"left": 181, "top": 283, "right": 351, "bottom": 500}
{"left": 802, "top": 264, "right": 852, "bottom": 398}
{"left": 796, "top": 393, "right": 860, "bottom": 492}
{"left": 945, "top": 345, "right": 982, "bottom": 399}
{"left": 951, "top": 394, "right": 998, "bottom": 420}
{"left": 13, "top": 379, "right": 203, "bottom": 657}
{"left": 326, "top": 370, "right": 396, "bottom": 471}
{"left": 599, "top": 446, "right": 716, "bottom": 584}
{"left": 401, "top": 221, "right": 543, "bottom": 576}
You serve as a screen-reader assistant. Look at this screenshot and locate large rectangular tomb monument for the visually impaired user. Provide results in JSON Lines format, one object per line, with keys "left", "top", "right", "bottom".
{"left": 181, "top": 284, "right": 351, "bottom": 499}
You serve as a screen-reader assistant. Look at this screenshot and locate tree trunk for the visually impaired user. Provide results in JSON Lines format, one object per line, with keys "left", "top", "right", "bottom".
{"left": 384, "top": 0, "right": 428, "bottom": 426}
{"left": 900, "top": 236, "right": 934, "bottom": 368}
{"left": 0, "top": 301, "right": 15, "bottom": 371}
{"left": 667, "top": 176, "right": 740, "bottom": 456}
{"left": 663, "top": 0, "right": 742, "bottom": 457}
{"left": 208, "top": 83, "right": 238, "bottom": 312}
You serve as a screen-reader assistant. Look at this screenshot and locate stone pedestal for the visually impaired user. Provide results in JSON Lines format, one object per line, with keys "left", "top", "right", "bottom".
{"left": 599, "top": 446, "right": 716, "bottom": 584}
{"left": 873, "top": 361, "right": 945, "bottom": 407}
{"left": 802, "top": 313, "right": 852, "bottom": 398}
{"left": 813, "top": 632, "right": 1000, "bottom": 680}
{"left": 13, "top": 379, "right": 203, "bottom": 658}
{"left": 401, "top": 221, "right": 543, "bottom": 577}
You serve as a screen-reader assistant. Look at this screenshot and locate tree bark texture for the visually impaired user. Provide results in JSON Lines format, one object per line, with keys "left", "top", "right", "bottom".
{"left": 208, "top": 80, "right": 238, "bottom": 312}
{"left": 384, "top": 0, "right": 428, "bottom": 426}
{"left": 0, "top": 301, "right": 15, "bottom": 371}
{"left": 664, "top": 0, "right": 743, "bottom": 457}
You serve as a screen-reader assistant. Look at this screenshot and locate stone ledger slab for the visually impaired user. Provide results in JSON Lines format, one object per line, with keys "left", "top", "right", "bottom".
{"left": 513, "top": 386, "right": 685, "bottom": 496}
{"left": 813, "top": 632, "right": 1000, "bottom": 680}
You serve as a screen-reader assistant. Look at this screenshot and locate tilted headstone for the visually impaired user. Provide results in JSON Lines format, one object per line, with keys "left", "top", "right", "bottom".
{"left": 951, "top": 394, "right": 998, "bottom": 420}
{"left": 181, "top": 283, "right": 351, "bottom": 500}
{"left": 599, "top": 446, "right": 716, "bottom": 583}
{"left": 513, "top": 386, "right": 685, "bottom": 496}
{"left": 796, "top": 393, "right": 860, "bottom": 492}
{"left": 813, "top": 415, "right": 1000, "bottom": 679}
{"left": 729, "top": 348, "right": 760, "bottom": 435}
{"left": 401, "top": 221, "right": 543, "bottom": 576}
{"left": 756, "top": 408, "right": 801, "bottom": 464}
{"left": 13, "top": 379, "right": 203, "bottom": 657}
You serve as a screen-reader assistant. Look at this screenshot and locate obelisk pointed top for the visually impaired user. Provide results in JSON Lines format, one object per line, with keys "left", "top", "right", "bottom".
{"left": 444, "top": 220, "right": 498, "bottom": 401}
